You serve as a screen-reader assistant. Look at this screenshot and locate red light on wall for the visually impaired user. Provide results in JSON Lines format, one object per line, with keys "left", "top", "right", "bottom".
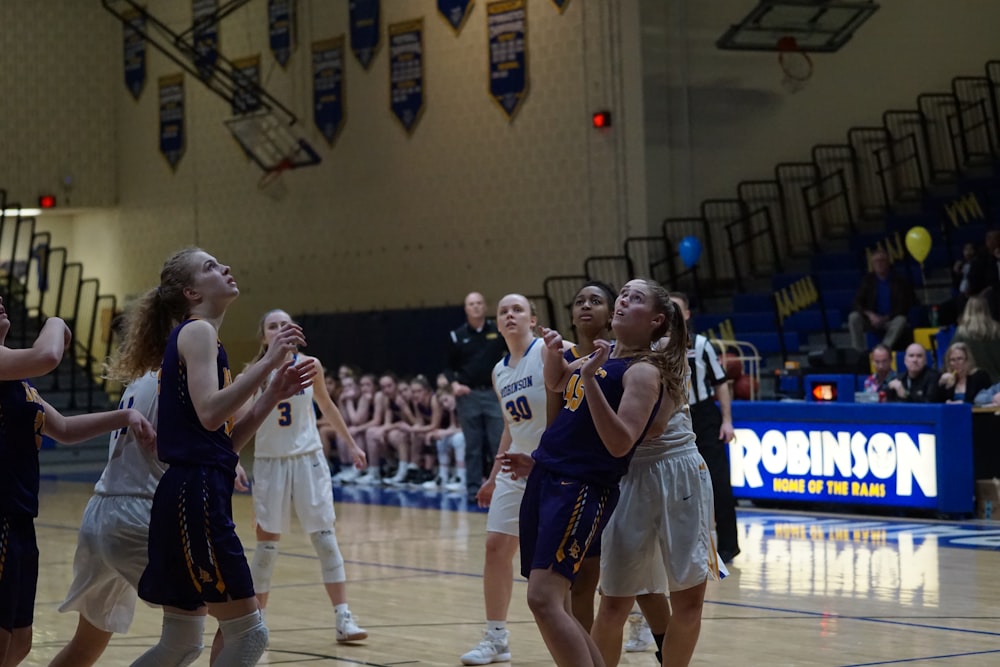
{"left": 38, "top": 195, "right": 57, "bottom": 209}
{"left": 592, "top": 111, "right": 612, "bottom": 129}
{"left": 811, "top": 383, "right": 837, "bottom": 402}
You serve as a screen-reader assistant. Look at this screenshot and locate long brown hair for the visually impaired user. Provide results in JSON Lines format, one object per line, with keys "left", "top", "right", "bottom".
{"left": 633, "top": 279, "right": 688, "bottom": 411}
{"left": 105, "top": 247, "right": 202, "bottom": 383}
{"left": 957, "top": 295, "right": 1000, "bottom": 340}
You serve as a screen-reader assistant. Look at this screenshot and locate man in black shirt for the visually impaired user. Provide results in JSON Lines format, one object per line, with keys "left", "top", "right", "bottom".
{"left": 885, "top": 343, "right": 942, "bottom": 402}
{"left": 446, "top": 292, "right": 507, "bottom": 501}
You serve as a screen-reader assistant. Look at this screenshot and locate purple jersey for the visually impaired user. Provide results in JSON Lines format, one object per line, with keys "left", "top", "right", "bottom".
{"left": 0, "top": 380, "right": 45, "bottom": 517}
{"left": 157, "top": 319, "right": 237, "bottom": 471}
{"left": 534, "top": 356, "right": 659, "bottom": 487}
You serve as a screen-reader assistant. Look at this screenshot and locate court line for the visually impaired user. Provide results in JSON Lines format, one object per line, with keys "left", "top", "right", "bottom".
{"left": 843, "top": 648, "right": 1000, "bottom": 666}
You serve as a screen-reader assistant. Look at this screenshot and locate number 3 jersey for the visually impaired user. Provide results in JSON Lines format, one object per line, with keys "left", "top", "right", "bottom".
{"left": 493, "top": 338, "right": 546, "bottom": 455}
{"left": 254, "top": 355, "right": 321, "bottom": 458}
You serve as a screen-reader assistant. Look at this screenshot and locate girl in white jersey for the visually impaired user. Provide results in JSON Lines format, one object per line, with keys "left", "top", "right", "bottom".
{"left": 248, "top": 310, "right": 369, "bottom": 645}
{"left": 460, "top": 294, "right": 551, "bottom": 666}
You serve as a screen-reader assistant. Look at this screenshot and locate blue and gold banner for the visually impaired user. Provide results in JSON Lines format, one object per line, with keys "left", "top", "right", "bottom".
{"left": 192, "top": 0, "right": 219, "bottom": 80}
{"left": 268, "top": 0, "right": 295, "bottom": 67}
{"left": 550, "top": 0, "right": 570, "bottom": 12}
{"left": 389, "top": 19, "right": 424, "bottom": 134}
{"left": 349, "top": 0, "right": 380, "bottom": 70}
{"left": 438, "top": 0, "right": 474, "bottom": 34}
{"left": 122, "top": 8, "right": 146, "bottom": 100}
{"left": 487, "top": 0, "right": 528, "bottom": 121}
{"left": 158, "top": 74, "right": 185, "bottom": 171}
{"left": 231, "top": 55, "right": 261, "bottom": 116}
{"left": 313, "top": 37, "right": 346, "bottom": 146}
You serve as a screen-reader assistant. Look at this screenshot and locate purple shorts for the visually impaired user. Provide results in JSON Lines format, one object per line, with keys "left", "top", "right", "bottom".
{"left": 519, "top": 465, "right": 618, "bottom": 582}
{"left": 0, "top": 516, "right": 38, "bottom": 630}
{"left": 139, "top": 465, "right": 254, "bottom": 611}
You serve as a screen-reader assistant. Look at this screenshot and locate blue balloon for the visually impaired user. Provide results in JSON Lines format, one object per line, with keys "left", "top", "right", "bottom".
{"left": 678, "top": 236, "right": 702, "bottom": 269}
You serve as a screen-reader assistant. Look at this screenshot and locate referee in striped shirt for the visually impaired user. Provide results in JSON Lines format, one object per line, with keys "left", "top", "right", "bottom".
{"left": 670, "top": 293, "right": 740, "bottom": 564}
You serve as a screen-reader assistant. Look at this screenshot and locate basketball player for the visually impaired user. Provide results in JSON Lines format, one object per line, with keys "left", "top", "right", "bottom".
{"left": 113, "top": 248, "right": 314, "bottom": 667}
{"left": 518, "top": 279, "right": 688, "bottom": 667}
{"left": 0, "top": 303, "right": 155, "bottom": 667}
{"left": 460, "top": 294, "right": 551, "bottom": 666}
{"left": 248, "top": 309, "right": 368, "bottom": 645}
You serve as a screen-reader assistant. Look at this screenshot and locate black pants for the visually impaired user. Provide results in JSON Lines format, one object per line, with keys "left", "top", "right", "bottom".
{"left": 690, "top": 400, "right": 739, "bottom": 559}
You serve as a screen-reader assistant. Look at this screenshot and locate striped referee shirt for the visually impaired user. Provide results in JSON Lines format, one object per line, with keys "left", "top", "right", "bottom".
{"left": 687, "top": 334, "right": 727, "bottom": 405}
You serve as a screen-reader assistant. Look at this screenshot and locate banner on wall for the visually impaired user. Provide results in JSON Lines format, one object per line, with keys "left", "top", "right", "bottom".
{"left": 389, "top": 19, "right": 424, "bottom": 134}
{"left": 313, "top": 37, "right": 346, "bottom": 145}
{"left": 487, "top": 0, "right": 528, "bottom": 121}
{"left": 438, "top": 0, "right": 474, "bottom": 34}
{"left": 268, "top": 0, "right": 296, "bottom": 67}
{"left": 349, "top": 0, "right": 380, "bottom": 70}
{"left": 122, "top": 8, "right": 146, "bottom": 100}
{"left": 159, "top": 74, "right": 185, "bottom": 171}
{"left": 192, "top": 0, "right": 219, "bottom": 80}
{"left": 550, "top": 0, "right": 570, "bottom": 12}
{"left": 231, "top": 55, "right": 261, "bottom": 115}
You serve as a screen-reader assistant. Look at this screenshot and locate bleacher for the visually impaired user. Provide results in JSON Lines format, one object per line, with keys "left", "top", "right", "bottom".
{"left": 536, "top": 59, "right": 1000, "bottom": 395}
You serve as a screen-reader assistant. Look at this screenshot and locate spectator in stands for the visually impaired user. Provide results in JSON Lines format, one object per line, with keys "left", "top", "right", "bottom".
{"left": 446, "top": 292, "right": 508, "bottom": 502}
{"left": 863, "top": 344, "right": 895, "bottom": 394}
{"left": 885, "top": 344, "right": 942, "bottom": 402}
{"left": 974, "top": 381, "right": 1000, "bottom": 407}
{"left": 371, "top": 373, "right": 418, "bottom": 486}
{"left": 405, "top": 375, "right": 438, "bottom": 485}
{"left": 848, "top": 249, "right": 916, "bottom": 352}
{"left": 952, "top": 295, "right": 1000, "bottom": 383}
{"left": 937, "top": 242, "right": 979, "bottom": 326}
{"left": 420, "top": 387, "right": 466, "bottom": 492}
{"left": 938, "top": 342, "right": 992, "bottom": 404}
{"left": 332, "top": 373, "right": 367, "bottom": 484}
{"left": 966, "top": 229, "right": 1000, "bottom": 319}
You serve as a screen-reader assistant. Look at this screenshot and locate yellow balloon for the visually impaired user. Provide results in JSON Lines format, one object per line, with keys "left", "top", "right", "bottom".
{"left": 905, "top": 226, "right": 932, "bottom": 264}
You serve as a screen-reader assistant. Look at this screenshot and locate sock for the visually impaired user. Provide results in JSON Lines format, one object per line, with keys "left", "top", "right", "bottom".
{"left": 334, "top": 603, "right": 349, "bottom": 616}
{"left": 486, "top": 620, "right": 507, "bottom": 634}
{"left": 654, "top": 632, "right": 665, "bottom": 664}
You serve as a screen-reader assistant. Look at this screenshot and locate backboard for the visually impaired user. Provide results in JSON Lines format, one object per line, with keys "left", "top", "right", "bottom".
{"left": 225, "top": 110, "right": 321, "bottom": 172}
{"left": 716, "top": 0, "right": 880, "bottom": 52}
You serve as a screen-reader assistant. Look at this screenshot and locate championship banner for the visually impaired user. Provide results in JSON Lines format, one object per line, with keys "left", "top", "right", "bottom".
{"left": 312, "top": 37, "right": 346, "bottom": 145}
{"left": 192, "top": 0, "right": 219, "bottom": 80}
{"left": 438, "top": 0, "right": 474, "bottom": 34}
{"left": 268, "top": 0, "right": 295, "bottom": 68}
{"left": 122, "top": 8, "right": 146, "bottom": 100}
{"left": 158, "top": 74, "right": 185, "bottom": 171}
{"left": 231, "top": 55, "right": 261, "bottom": 116}
{"left": 349, "top": 0, "right": 380, "bottom": 70}
{"left": 487, "top": 0, "right": 528, "bottom": 121}
{"left": 550, "top": 0, "right": 570, "bottom": 12}
{"left": 389, "top": 19, "right": 424, "bottom": 134}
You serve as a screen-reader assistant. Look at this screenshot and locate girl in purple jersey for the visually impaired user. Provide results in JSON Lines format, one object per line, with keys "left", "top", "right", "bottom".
{"left": 516, "top": 279, "right": 688, "bottom": 667}
{"left": 110, "top": 248, "right": 314, "bottom": 667}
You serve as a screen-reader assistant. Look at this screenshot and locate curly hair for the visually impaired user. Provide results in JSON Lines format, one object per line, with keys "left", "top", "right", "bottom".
{"left": 105, "top": 247, "right": 202, "bottom": 383}
{"left": 632, "top": 279, "right": 688, "bottom": 412}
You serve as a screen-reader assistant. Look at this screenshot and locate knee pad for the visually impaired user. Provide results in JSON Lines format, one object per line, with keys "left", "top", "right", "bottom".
{"left": 215, "top": 611, "right": 269, "bottom": 667}
{"left": 250, "top": 541, "right": 279, "bottom": 594}
{"left": 310, "top": 529, "right": 346, "bottom": 584}
{"left": 131, "top": 612, "right": 205, "bottom": 667}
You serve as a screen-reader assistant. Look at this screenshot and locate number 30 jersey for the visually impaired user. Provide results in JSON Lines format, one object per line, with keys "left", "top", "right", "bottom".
{"left": 254, "top": 355, "right": 321, "bottom": 459}
{"left": 493, "top": 338, "right": 546, "bottom": 455}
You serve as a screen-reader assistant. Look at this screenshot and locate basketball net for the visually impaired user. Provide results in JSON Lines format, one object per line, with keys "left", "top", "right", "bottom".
{"left": 257, "top": 158, "right": 293, "bottom": 200}
{"left": 777, "top": 36, "right": 813, "bottom": 94}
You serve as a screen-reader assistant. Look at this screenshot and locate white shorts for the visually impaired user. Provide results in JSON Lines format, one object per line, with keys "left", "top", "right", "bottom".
{"left": 600, "top": 443, "right": 722, "bottom": 596}
{"left": 58, "top": 494, "right": 153, "bottom": 634}
{"left": 253, "top": 449, "right": 336, "bottom": 534}
{"left": 486, "top": 471, "right": 527, "bottom": 536}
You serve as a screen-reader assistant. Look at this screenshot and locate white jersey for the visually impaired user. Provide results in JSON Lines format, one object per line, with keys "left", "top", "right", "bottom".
{"left": 255, "top": 358, "right": 321, "bottom": 458}
{"left": 94, "top": 372, "right": 165, "bottom": 498}
{"left": 633, "top": 405, "right": 697, "bottom": 460}
{"left": 493, "top": 338, "right": 546, "bottom": 455}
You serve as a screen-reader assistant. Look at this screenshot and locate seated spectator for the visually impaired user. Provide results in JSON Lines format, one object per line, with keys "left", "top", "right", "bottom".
{"left": 937, "top": 342, "right": 992, "bottom": 404}
{"left": 974, "top": 381, "right": 1000, "bottom": 407}
{"left": 863, "top": 343, "right": 895, "bottom": 394}
{"left": 848, "top": 249, "right": 916, "bottom": 352}
{"left": 965, "top": 229, "right": 1000, "bottom": 320}
{"left": 885, "top": 344, "right": 942, "bottom": 402}
{"left": 421, "top": 387, "right": 467, "bottom": 492}
{"left": 952, "top": 295, "right": 1000, "bottom": 383}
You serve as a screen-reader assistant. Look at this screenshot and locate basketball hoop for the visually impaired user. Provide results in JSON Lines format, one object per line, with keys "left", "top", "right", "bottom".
{"left": 257, "top": 158, "right": 292, "bottom": 200}
{"left": 777, "top": 36, "right": 813, "bottom": 93}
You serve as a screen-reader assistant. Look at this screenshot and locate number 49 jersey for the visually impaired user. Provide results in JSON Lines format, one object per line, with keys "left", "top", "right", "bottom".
{"left": 493, "top": 338, "right": 546, "bottom": 455}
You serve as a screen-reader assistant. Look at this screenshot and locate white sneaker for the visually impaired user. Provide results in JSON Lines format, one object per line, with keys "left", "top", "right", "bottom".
{"left": 355, "top": 471, "right": 380, "bottom": 486}
{"left": 444, "top": 474, "right": 466, "bottom": 493}
{"left": 624, "top": 612, "right": 654, "bottom": 652}
{"left": 335, "top": 610, "right": 368, "bottom": 643}
{"left": 333, "top": 467, "right": 359, "bottom": 484}
{"left": 460, "top": 629, "right": 511, "bottom": 665}
{"left": 421, "top": 475, "right": 443, "bottom": 490}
